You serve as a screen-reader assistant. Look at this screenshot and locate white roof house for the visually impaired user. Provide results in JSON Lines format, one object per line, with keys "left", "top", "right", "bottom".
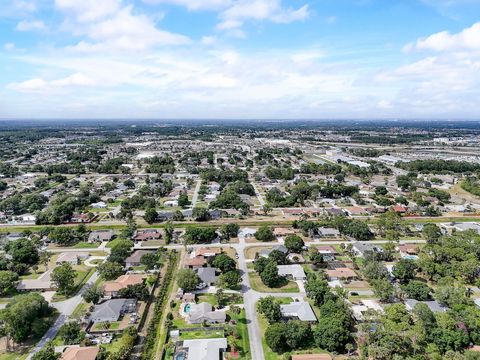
{"left": 277, "top": 264, "right": 306, "bottom": 280}
{"left": 181, "top": 338, "right": 227, "bottom": 360}
{"left": 280, "top": 301, "right": 317, "bottom": 322}
{"left": 351, "top": 299, "right": 384, "bottom": 321}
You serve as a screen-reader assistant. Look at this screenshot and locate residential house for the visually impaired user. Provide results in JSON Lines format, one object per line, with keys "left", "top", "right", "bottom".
{"left": 326, "top": 267, "right": 357, "bottom": 281}
{"left": 280, "top": 301, "right": 317, "bottom": 322}
{"left": 324, "top": 208, "right": 345, "bottom": 217}
{"left": 273, "top": 227, "right": 296, "bottom": 239}
{"left": 125, "top": 250, "right": 153, "bottom": 268}
{"left": 352, "top": 242, "right": 384, "bottom": 258}
{"left": 405, "top": 299, "right": 448, "bottom": 313}
{"left": 345, "top": 206, "right": 368, "bottom": 216}
{"left": 89, "top": 299, "right": 137, "bottom": 323}
{"left": 61, "top": 346, "right": 100, "bottom": 360}
{"left": 291, "top": 355, "right": 332, "bottom": 360}
{"left": 277, "top": 264, "right": 306, "bottom": 281}
{"left": 179, "top": 338, "right": 227, "bottom": 360}
{"left": 17, "top": 269, "right": 55, "bottom": 292}
{"left": 186, "top": 302, "right": 226, "bottom": 324}
{"left": 185, "top": 255, "right": 207, "bottom": 269}
{"left": 194, "top": 247, "right": 221, "bottom": 258}
{"left": 316, "top": 245, "right": 338, "bottom": 255}
{"left": 133, "top": 229, "right": 162, "bottom": 241}
{"left": 56, "top": 252, "right": 89, "bottom": 265}
{"left": 258, "top": 245, "right": 288, "bottom": 258}
{"left": 88, "top": 230, "right": 114, "bottom": 243}
{"left": 103, "top": 274, "right": 145, "bottom": 298}
{"left": 287, "top": 253, "right": 305, "bottom": 263}
{"left": 397, "top": 244, "right": 419, "bottom": 259}
{"left": 351, "top": 299, "right": 384, "bottom": 321}
{"left": 196, "top": 267, "right": 217, "bottom": 286}
{"left": 317, "top": 227, "right": 340, "bottom": 238}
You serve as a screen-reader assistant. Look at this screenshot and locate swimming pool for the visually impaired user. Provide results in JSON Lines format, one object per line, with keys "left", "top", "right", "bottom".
{"left": 175, "top": 351, "right": 186, "bottom": 360}
{"left": 183, "top": 304, "right": 191, "bottom": 313}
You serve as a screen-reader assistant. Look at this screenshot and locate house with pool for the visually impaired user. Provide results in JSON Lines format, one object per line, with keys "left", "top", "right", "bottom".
{"left": 184, "top": 302, "right": 226, "bottom": 324}
{"left": 174, "top": 338, "right": 227, "bottom": 360}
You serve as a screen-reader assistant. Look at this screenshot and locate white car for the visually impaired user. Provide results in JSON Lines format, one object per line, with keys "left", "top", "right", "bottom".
{"left": 196, "top": 282, "right": 207, "bottom": 290}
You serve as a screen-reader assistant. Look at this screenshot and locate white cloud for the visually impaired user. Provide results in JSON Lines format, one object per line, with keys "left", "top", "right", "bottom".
{"left": 220, "top": 0, "right": 309, "bottom": 25}
{"left": 201, "top": 36, "right": 217, "bottom": 45}
{"left": 143, "top": 0, "right": 232, "bottom": 11}
{"left": 56, "top": 1, "right": 190, "bottom": 52}
{"left": 216, "top": 19, "right": 243, "bottom": 30}
{"left": 8, "top": 73, "right": 96, "bottom": 93}
{"left": 55, "top": 0, "right": 122, "bottom": 23}
{"left": 4, "top": 43, "right": 16, "bottom": 51}
{"left": 16, "top": 20, "right": 46, "bottom": 31}
{"left": 410, "top": 22, "right": 480, "bottom": 51}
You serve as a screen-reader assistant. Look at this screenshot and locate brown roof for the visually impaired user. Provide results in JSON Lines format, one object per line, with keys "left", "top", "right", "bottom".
{"left": 134, "top": 230, "right": 162, "bottom": 241}
{"left": 316, "top": 246, "right": 337, "bottom": 254}
{"left": 398, "top": 244, "right": 418, "bottom": 254}
{"left": 291, "top": 355, "right": 332, "bottom": 360}
{"left": 196, "top": 247, "right": 221, "bottom": 256}
{"left": 103, "top": 274, "right": 144, "bottom": 292}
{"left": 125, "top": 250, "right": 153, "bottom": 264}
{"left": 62, "top": 347, "right": 100, "bottom": 360}
{"left": 326, "top": 267, "right": 357, "bottom": 279}
{"left": 186, "top": 256, "right": 206, "bottom": 267}
{"left": 273, "top": 227, "right": 296, "bottom": 236}
{"left": 346, "top": 206, "right": 367, "bottom": 215}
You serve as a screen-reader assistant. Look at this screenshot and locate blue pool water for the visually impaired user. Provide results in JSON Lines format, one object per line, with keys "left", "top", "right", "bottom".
{"left": 184, "top": 304, "right": 191, "bottom": 313}
{"left": 175, "top": 352, "right": 186, "bottom": 360}
{"left": 404, "top": 255, "right": 418, "bottom": 260}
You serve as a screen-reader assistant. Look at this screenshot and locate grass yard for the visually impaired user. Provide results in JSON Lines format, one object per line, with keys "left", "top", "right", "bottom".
{"left": 245, "top": 246, "right": 269, "bottom": 259}
{"left": 248, "top": 273, "right": 299, "bottom": 293}
{"left": 229, "top": 309, "right": 250, "bottom": 360}
{"left": 106, "top": 238, "right": 126, "bottom": 248}
{"left": 52, "top": 268, "right": 95, "bottom": 302}
{"left": 197, "top": 294, "right": 217, "bottom": 306}
{"left": 71, "top": 302, "right": 90, "bottom": 319}
{"left": 180, "top": 329, "right": 224, "bottom": 340}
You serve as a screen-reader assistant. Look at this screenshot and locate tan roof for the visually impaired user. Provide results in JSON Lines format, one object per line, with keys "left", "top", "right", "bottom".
{"left": 316, "top": 246, "right": 337, "bottom": 254}
{"left": 186, "top": 256, "right": 206, "bottom": 267}
{"left": 346, "top": 206, "right": 367, "bottom": 214}
{"left": 62, "top": 347, "right": 100, "bottom": 360}
{"left": 196, "top": 248, "right": 221, "bottom": 256}
{"left": 273, "top": 227, "right": 296, "bottom": 236}
{"left": 326, "top": 267, "right": 357, "bottom": 279}
{"left": 291, "top": 355, "right": 332, "bottom": 360}
{"left": 103, "top": 274, "right": 144, "bottom": 292}
{"left": 398, "top": 244, "right": 418, "bottom": 254}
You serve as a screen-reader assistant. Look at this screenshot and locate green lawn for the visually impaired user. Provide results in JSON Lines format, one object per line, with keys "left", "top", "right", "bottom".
{"left": 71, "top": 302, "right": 90, "bottom": 319}
{"left": 180, "top": 329, "right": 224, "bottom": 340}
{"left": 0, "top": 353, "right": 29, "bottom": 360}
{"left": 106, "top": 238, "right": 125, "bottom": 248}
{"left": 197, "top": 294, "right": 217, "bottom": 306}
{"left": 230, "top": 310, "right": 251, "bottom": 360}
{"left": 248, "top": 273, "right": 299, "bottom": 293}
{"left": 73, "top": 242, "right": 99, "bottom": 249}
{"left": 52, "top": 268, "right": 95, "bottom": 302}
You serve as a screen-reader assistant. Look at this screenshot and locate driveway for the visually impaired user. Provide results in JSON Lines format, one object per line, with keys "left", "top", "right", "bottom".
{"left": 27, "top": 271, "right": 100, "bottom": 359}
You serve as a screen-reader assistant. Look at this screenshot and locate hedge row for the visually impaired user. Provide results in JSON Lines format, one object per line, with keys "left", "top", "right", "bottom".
{"left": 141, "top": 251, "right": 179, "bottom": 360}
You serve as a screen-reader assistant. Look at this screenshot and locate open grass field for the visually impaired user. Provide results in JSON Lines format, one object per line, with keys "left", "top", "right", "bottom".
{"left": 248, "top": 273, "right": 299, "bottom": 293}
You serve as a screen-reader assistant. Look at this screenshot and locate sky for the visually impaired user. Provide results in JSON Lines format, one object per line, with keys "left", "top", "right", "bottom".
{"left": 1, "top": 0, "right": 480, "bottom": 120}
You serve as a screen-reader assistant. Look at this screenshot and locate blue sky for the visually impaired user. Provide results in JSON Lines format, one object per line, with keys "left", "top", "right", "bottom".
{"left": 1, "top": 0, "right": 480, "bottom": 119}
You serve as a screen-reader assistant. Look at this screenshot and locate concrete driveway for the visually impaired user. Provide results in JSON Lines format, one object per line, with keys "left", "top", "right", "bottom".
{"left": 27, "top": 271, "right": 99, "bottom": 359}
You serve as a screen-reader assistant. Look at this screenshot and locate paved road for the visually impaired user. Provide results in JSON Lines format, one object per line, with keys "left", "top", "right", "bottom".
{"left": 190, "top": 179, "right": 202, "bottom": 209}
{"left": 251, "top": 181, "right": 266, "bottom": 206}
{"left": 27, "top": 271, "right": 100, "bottom": 359}
{"left": 233, "top": 236, "right": 264, "bottom": 360}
